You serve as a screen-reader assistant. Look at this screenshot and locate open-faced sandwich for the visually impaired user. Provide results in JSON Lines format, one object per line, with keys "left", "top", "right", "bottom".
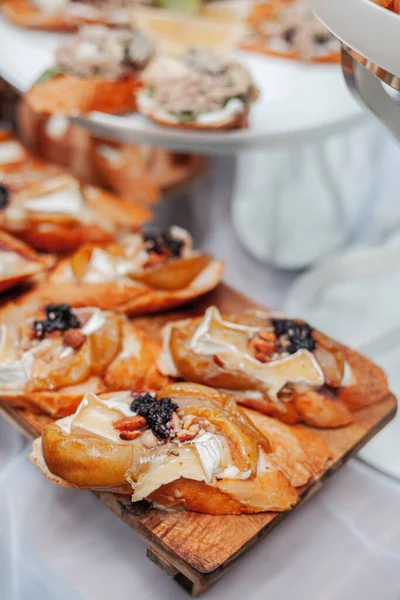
{"left": 0, "top": 230, "right": 54, "bottom": 295}
{"left": 0, "top": 173, "right": 151, "bottom": 252}
{"left": 30, "top": 382, "right": 333, "bottom": 513}
{"left": 0, "top": 130, "right": 61, "bottom": 193}
{"left": 25, "top": 25, "right": 155, "bottom": 116}
{"left": 243, "top": 0, "right": 340, "bottom": 63}
{"left": 91, "top": 139, "right": 161, "bottom": 205}
{"left": 370, "top": 0, "right": 396, "bottom": 10}
{"left": 0, "top": 301, "right": 169, "bottom": 416}
{"left": 35, "top": 227, "right": 224, "bottom": 315}
{"left": 158, "top": 307, "right": 389, "bottom": 427}
{"left": 137, "top": 46, "right": 258, "bottom": 130}
{"left": 1, "top": 0, "right": 137, "bottom": 31}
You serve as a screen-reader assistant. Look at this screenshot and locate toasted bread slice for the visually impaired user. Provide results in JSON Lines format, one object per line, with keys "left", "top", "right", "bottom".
{"left": 1, "top": 175, "right": 152, "bottom": 252}
{"left": 242, "top": 39, "right": 340, "bottom": 64}
{"left": 0, "top": 230, "right": 54, "bottom": 294}
{"left": 91, "top": 140, "right": 161, "bottom": 205}
{"left": 1, "top": 0, "right": 111, "bottom": 30}
{"left": 148, "top": 470, "right": 298, "bottom": 514}
{"left": 26, "top": 75, "right": 141, "bottom": 116}
{"left": 243, "top": 408, "right": 333, "bottom": 487}
{"left": 31, "top": 385, "right": 300, "bottom": 514}
{"left": 137, "top": 91, "right": 250, "bottom": 131}
{"left": 32, "top": 233, "right": 224, "bottom": 315}
{"left": 158, "top": 308, "right": 389, "bottom": 427}
{"left": 0, "top": 305, "right": 169, "bottom": 417}
{"left": 243, "top": 0, "right": 340, "bottom": 63}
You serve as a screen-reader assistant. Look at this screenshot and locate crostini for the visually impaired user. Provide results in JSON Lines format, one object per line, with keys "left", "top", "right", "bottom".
{"left": 26, "top": 25, "right": 154, "bottom": 115}
{"left": 0, "top": 129, "right": 61, "bottom": 192}
{"left": 158, "top": 306, "right": 389, "bottom": 428}
{"left": 0, "top": 301, "right": 170, "bottom": 416}
{"left": 30, "top": 383, "right": 333, "bottom": 513}
{"left": 1, "top": 0, "right": 136, "bottom": 31}
{"left": 35, "top": 226, "right": 224, "bottom": 314}
{"left": 0, "top": 230, "right": 54, "bottom": 294}
{"left": 0, "top": 173, "right": 151, "bottom": 252}
{"left": 242, "top": 0, "right": 340, "bottom": 63}
{"left": 137, "top": 46, "right": 258, "bottom": 130}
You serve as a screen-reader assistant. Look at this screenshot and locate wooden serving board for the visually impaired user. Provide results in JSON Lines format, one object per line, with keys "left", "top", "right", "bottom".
{"left": 0, "top": 284, "right": 397, "bottom": 596}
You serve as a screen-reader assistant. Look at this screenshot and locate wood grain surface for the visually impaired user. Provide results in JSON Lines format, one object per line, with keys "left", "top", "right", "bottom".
{"left": 0, "top": 283, "right": 397, "bottom": 594}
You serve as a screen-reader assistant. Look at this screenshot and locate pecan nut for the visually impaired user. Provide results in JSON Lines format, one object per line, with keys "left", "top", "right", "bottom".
{"left": 63, "top": 329, "right": 87, "bottom": 350}
{"left": 113, "top": 415, "right": 147, "bottom": 432}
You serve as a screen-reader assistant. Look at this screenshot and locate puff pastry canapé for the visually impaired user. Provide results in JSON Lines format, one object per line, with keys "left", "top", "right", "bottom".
{"left": 0, "top": 301, "right": 169, "bottom": 416}
{"left": 26, "top": 25, "right": 154, "bottom": 116}
{"left": 0, "top": 130, "right": 61, "bottom": 193}
{"left": 137, "top": 47, "right": 258, "bottom": 131}
{"left": 30, "top": 382, "right": 333, "bottom": 513}
{"left": 0, "top": 173, "right": 151, "bottom": 252}
{"left": 0, "top": 230, "right": 54, "bottom": 294}
{"left": 158, "top": 307, "right": 389, "bottom": 428}
{"left": 242, "top": 0, "right": 340, "bottom": 63}
{"left": 1, "top": 0, "right": 134, "bottom": 30}
{"left": 35, "top": 227, "right": 224, "bottom": 315}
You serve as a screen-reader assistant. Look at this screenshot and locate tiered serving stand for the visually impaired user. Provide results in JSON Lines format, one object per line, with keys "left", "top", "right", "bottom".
{"left": 0, "top": 15, "right": 368, "bottom": 269}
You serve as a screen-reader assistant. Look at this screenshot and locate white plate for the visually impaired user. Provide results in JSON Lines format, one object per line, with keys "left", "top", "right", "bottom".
{"left": 0, "top": 16, "right": 362, "bottom": 153}
{"left": 0, "top": 18, "right": 65, "bottom": 91}
{"left": 75, "top": 51, "right": 363, "bottom": 153}
{"left": 310, "top": 0, "right": 400, "bottom": 78}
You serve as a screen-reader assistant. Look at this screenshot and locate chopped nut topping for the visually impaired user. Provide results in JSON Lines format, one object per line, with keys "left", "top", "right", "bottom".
{"left": 249, "top": 330, "right": 278, "bottom": 363}
{"left": 140, "top": 429, "right": 159, "bottom": 449}
{"left": 113, "top": 415, "right": 147, "bottom": 432}
{"left": 63, "top": 329, "right": 87, "bottom": 351}
{"left": 213, "top": 354, "right": 225, "bottom": 367}
{"left": 176, "top": 429, "right": 198, "bottom": 442}
{"left": 182, "top": 415, "right": 196, "bottom": 430}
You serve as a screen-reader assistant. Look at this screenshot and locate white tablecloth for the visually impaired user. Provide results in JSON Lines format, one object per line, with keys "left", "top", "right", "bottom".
{"left": 1, "top": 149, "right": 400, "bottom": 600}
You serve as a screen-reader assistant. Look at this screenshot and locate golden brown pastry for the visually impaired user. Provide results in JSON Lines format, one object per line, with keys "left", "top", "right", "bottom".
{"left": 158, "top": 307, "right": 389, "bottom": 428}
{"left": 1, "top": 0, "right": 135, "bottom": 31}
{"left": 26, "top": 25, "right": 153, "bottom": 116}
{"left": 0, "top": 172, "right": 151, "bottom": 252}
{"left": 242, "top": 0, "right": 340, "bottom": 63}
{"left": 30, "top": 382, "right": 326, "bottom": 513}
{"left": 34, "top": 227, "right": 224, "bottom": 315}
{"left": 91, "top": 139, "right": 161, "bottom": 205}
{"left": 0, "top": 230, "right": 54, "bottom": 294}
{"left": 0, "top": 301, "right": 169, "bottom": 416}
{"left": 0, "top": 130, "right": 61, "bottom": 193}
{"left": 137, "top": 47, "right": 258, "bottom": 131}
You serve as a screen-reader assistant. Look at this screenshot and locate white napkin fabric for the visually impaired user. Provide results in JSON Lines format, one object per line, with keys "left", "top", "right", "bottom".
{"left": 284, "top": 235, "right": 400, "bottom": 479}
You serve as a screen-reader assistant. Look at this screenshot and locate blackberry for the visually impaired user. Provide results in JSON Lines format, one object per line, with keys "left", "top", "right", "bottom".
{"left": 34, "top": 303, "right": 81, "bottom": 339}
{"left": 271, "top": 318, "right": 315, "bottom": 354}
{"left": 142, "top": 228, "right": 183, "bottom": 258}
{"left": 131, "top": 392, "right": 178, "bottom": 441}
{"left": 0, "top": 184, "right": 10, "bottom": 209}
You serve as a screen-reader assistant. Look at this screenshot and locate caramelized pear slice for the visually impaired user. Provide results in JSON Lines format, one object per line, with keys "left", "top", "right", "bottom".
{"left": 131, "top": 254, "right": 212, "bottom": 291}
{"left": 90, "top": 313, "right": 122, "bottom": 376}
{"left": 157, "top": 382, "right": 226, "bottom": 406}
{"left": 178, "top": 404, "right": 259, "bottom": 475}
{"left": 159, "top": 384, "right": 272, "bottom": 456}
{"left": 70, "top": 244, "right": 96, "bottom": 281}
{"left": 42, "top": 423, "right": 136, "bottom": 489}
{"left": 313, "top": 330, "right": 344, "bottom": 388}
{"left": 28, "top": 337, "right": 93, "bottom": 392}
